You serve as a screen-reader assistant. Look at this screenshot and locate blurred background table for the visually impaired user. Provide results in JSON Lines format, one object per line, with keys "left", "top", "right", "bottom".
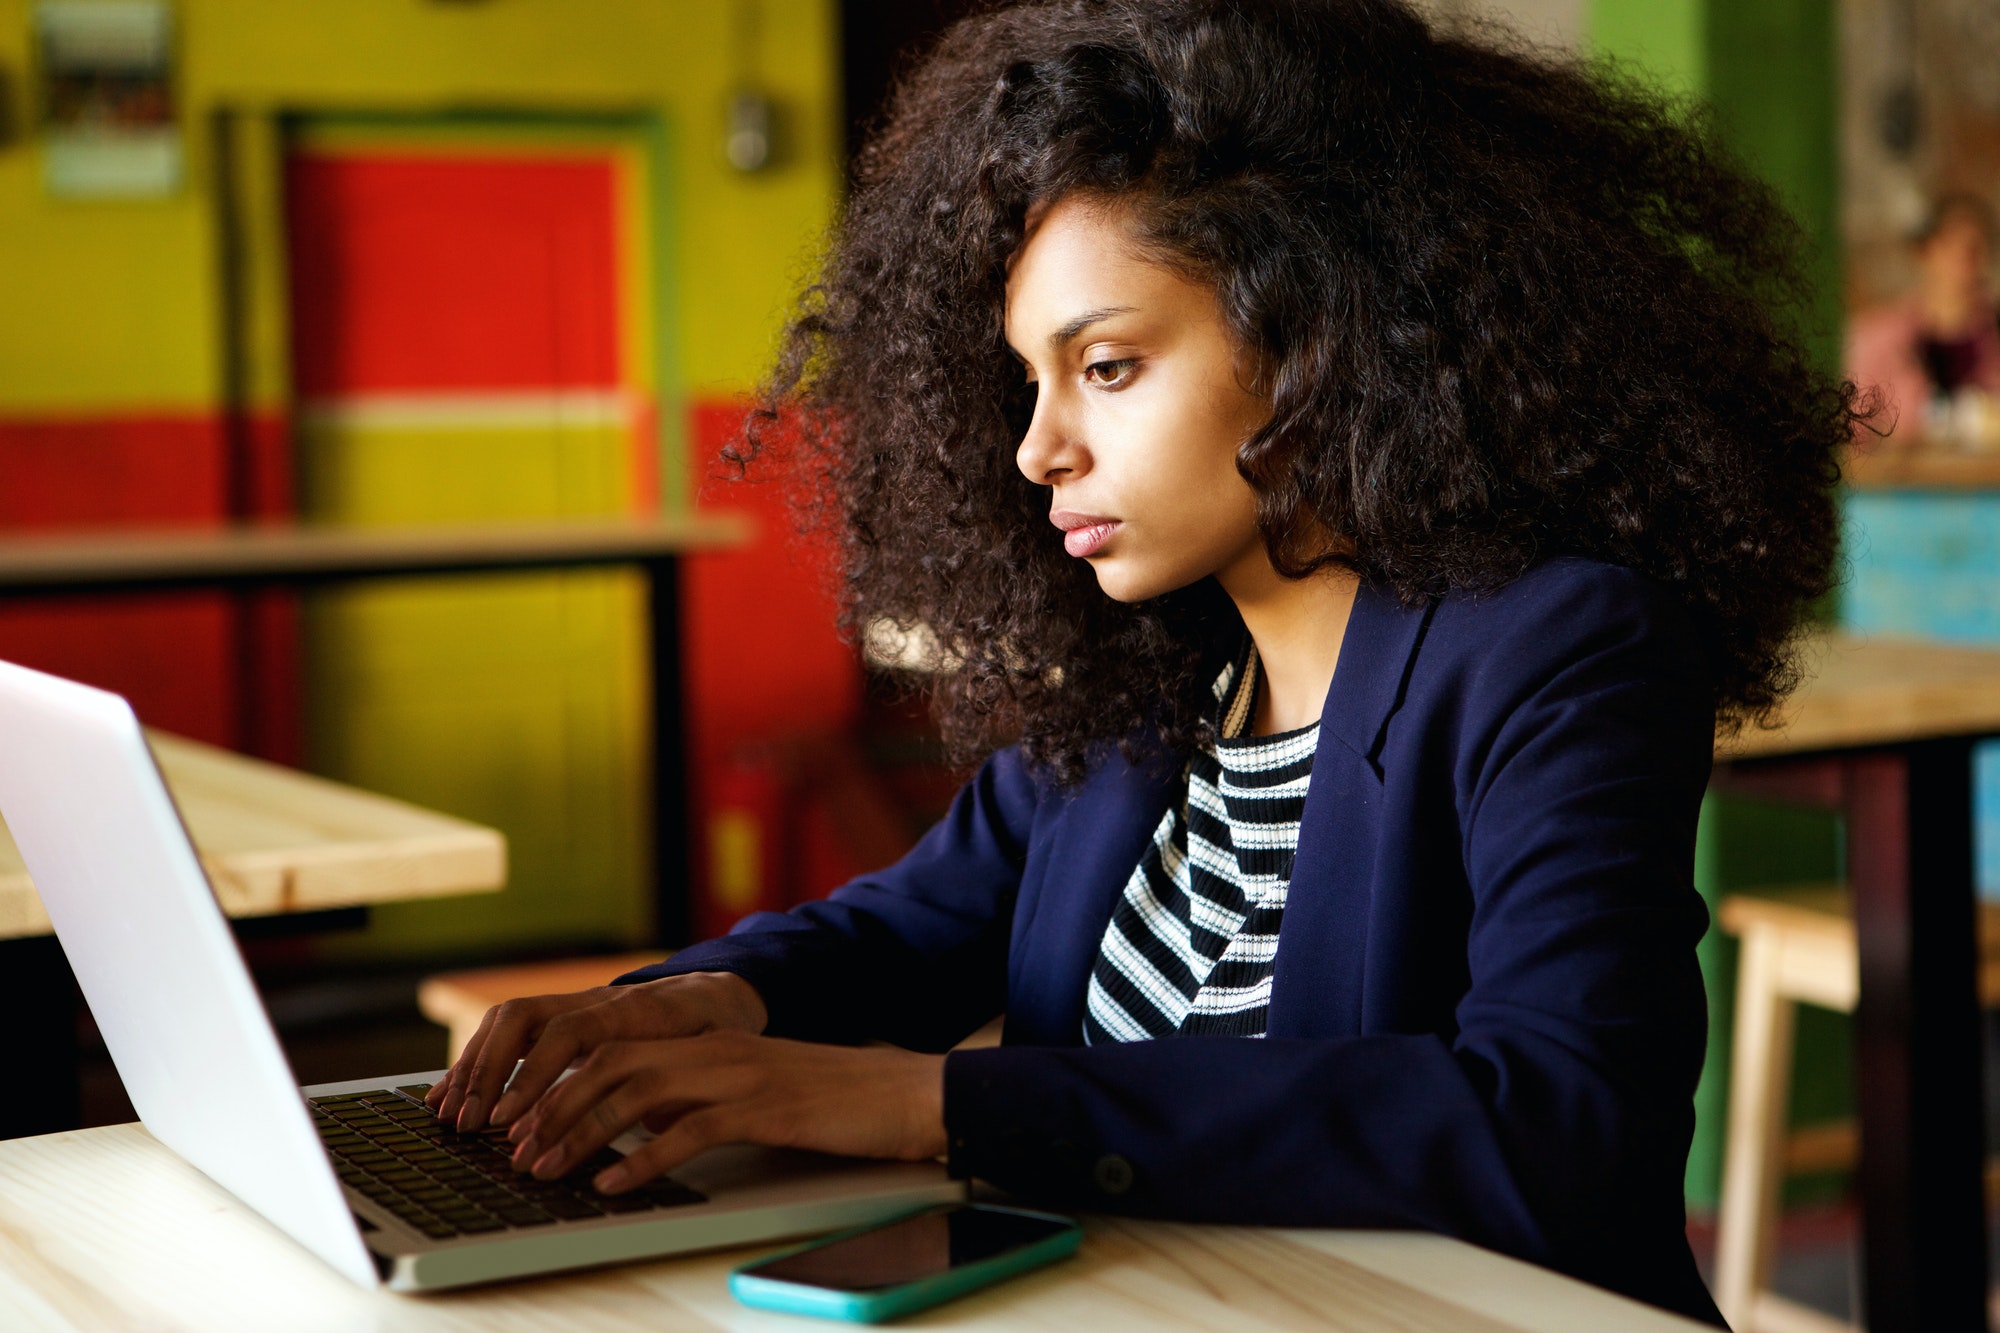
{"left": 0, "top": 514, "right": 749, "bottom": 945}
{"left": 0, "top": 1120, "right": 1712, "bottom": 1333}
{"left": 1716, "top": 630, "right": 2000, "bottom": 1332}
{"left": 0, "top": 729, "right": 506, "bottom": 1140}
{"left": 0, "top": 730, "right": 505, "bottom": 941}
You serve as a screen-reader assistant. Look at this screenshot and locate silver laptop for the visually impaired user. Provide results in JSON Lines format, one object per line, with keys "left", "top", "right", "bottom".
{"left": 0, "top": 658, "right": 961, "bottom": 1291}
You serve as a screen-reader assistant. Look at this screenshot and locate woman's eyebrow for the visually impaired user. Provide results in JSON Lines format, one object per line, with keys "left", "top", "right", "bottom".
{"left": 1050, "top": 305, "right": 1137, "bottom": 352}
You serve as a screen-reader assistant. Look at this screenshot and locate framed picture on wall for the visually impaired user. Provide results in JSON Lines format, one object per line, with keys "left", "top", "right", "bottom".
{"left": 37, "top": 0, "right": 181, "bottom": 198}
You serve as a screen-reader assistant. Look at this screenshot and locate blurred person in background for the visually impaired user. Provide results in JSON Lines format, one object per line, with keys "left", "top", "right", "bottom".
{"left": 1847, "top": 193, "right": 2000, "bottom": 452}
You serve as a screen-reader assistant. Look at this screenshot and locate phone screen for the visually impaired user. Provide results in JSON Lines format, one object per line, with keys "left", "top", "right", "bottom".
{"left": 739, "top": 1205, "right": 1074, "bottom": 1292}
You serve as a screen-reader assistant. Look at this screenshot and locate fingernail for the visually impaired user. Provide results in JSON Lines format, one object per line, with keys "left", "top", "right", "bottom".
{"left": 531, "top": 1148, "right": 563, "bottom": 1179}
{"left": 595, "top": 1166, "right": 628, "bottom": 1193}
{"left": 506, "top": 1118, "right": 529, "bottom": 1143}
{"left": 490, "top": 1096, "right": 516, "bottom": 1127}
{"left": 456, "top": 1092, "right": 483, "bottom": 1132}
{"left": 512, "top": 1137, "right": 538, "bottom": 1168}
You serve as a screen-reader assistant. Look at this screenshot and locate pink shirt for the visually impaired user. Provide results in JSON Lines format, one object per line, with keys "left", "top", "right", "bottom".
{"left": 1845, "top": 299, "right": 2000, "bottom": 445}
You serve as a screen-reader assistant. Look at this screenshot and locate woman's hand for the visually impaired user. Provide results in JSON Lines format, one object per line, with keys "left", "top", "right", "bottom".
{"left": 503, "top": 1032, "right": 948, "bottom": 1193}
{"left": 426, "top": 971, "right": 769, "bottom": 1132}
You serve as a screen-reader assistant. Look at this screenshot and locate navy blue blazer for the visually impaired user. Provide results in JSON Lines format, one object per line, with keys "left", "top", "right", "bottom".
{"left": 623, "top": 558, "right": 1723, "bottom": 1325}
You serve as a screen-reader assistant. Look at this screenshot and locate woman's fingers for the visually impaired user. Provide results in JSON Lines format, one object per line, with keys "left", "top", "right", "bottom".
{"left": 512, "top": 1034, "right": 759, "bottom": 1178}
{"left": 486, "top": 998, "right": 617, "bottom": 1129}
{"left": 453, "top": 994, "right": 579, "bottom": 1131}
{"left": 594, "top": 1106, "right": 740, "bottom": 1192}
{"left": 432, "top": 1002, "right": 506, "bottom": 1122}
{"left": 512, "top": 1049, "right": 662, "bottom": 1177}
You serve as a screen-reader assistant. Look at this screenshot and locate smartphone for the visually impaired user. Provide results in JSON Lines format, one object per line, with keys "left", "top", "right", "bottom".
{"left": 728, "top": 1202, "right": 1083, "bottom": 1323}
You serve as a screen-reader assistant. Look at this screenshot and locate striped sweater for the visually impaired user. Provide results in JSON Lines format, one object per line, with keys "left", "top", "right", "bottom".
{"left": 1082, "top": 646, "right": 1318, "bottom": 1043}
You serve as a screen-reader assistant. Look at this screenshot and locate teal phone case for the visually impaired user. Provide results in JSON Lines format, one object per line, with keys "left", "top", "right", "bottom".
{"left": 728, "top": 1204, "right": 1083, "bottom": 1323}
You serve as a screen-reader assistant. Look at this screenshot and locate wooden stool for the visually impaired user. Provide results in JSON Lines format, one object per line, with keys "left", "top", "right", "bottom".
{"left": 1713, "top": 889, "right": 2000, "bottom": 1333}
{"left": 418, "top": 952, "right": 670, "bottom": 1059}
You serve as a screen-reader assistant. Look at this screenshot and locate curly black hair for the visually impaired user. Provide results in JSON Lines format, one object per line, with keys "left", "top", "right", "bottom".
{"left": 747, "top": 0, "right": 1852, "bottom": 783}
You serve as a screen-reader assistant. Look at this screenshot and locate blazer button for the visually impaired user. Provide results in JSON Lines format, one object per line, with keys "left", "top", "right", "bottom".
{"left": 1092, "top": 1154, "right": 1135, "bottom": 1196}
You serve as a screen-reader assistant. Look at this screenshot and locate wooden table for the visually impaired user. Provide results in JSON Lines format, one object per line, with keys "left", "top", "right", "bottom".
{"left": 0, "top": 731, "right": 506, "bottom": 1141}
{"left": 0, "top": 731, "right": 505, "bottom": 942}
{"left": 0, "top": 514, "right": 750, "bottom": 945}
{"left": 1842, "top": 448, "right": 2000, "bottom": 491}
{"left": 1715, "top": 630, "right": 2000, "bottom": 1333}
{"left": 0, "top": 1122, "right": 1710, "bottom": 1333}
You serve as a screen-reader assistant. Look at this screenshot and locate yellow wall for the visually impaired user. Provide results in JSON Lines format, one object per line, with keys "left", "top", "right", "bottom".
{"left": 0, "top": 0, "right": 843, "bottom": 960}
{"left": 0, "top": 0, "right": 839, "bottom": 414}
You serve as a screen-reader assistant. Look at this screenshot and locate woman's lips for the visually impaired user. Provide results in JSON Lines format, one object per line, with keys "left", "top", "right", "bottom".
{"left": 1052, "top": 512, "right": 1121, "bottom": 559}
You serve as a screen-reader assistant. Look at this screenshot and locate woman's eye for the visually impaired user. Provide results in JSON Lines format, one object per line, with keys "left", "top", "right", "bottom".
{"left": 1083, "top": 359, "right": 1136, "bottom": 387}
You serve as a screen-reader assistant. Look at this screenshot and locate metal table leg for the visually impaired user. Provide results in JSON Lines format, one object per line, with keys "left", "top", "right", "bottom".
{"left": 0, "top": 936, "right": 80, "bottom": 1138}
{"left": 1848, "top": 742, "right": 1988, "bottom": 1333}
{"left": 645, "top": 555, "right": 690, "bottom": 949}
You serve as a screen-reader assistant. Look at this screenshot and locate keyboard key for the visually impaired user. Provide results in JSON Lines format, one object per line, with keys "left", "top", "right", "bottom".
{"left": 436, "top": 1208, "right": 497, "bottom": 1229}
{"left": 540, "top": 1197, "right": 605, "bottom": 1220}
{"left": 497, "top": 1204, "right": 556, "bottom": 1227}
{"left": 595, "top": 1193, "right": 662, "bottom": 1213}
{"left": 395, "top": 1084, "right": 435, "bottom": 1100}
{"left": 640, "top": 1179, "right": 707, "bottom": 1203}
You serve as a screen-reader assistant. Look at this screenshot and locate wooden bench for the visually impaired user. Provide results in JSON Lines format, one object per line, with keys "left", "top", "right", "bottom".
{"left": 417, "top": 953, "right": 673, "bottom": 1058}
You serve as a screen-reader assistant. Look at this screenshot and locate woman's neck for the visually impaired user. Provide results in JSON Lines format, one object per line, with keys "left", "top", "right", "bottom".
{"left": 1219, "top": 554, "right": 1361, "bottom": 736}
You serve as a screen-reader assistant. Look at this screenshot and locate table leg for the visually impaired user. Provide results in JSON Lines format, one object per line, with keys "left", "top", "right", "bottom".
{"left": 1848, "top": 742, "right": 1989, "bottom": 1333}
{"left": 645, "top": 556, "right": 690, "bottom": 948}
{"left": 0, "top": 936, "right": 81, "bottom": 1138}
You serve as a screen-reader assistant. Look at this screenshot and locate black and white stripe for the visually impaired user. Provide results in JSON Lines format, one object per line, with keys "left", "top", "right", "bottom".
{"left": 1082, "top": 646, "right": 1319, "bottom": 1043}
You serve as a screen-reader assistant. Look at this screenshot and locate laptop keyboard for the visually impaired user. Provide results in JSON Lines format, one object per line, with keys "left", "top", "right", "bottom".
{"left": 308, "top": 1083, "right": 706, "bottom": 1241}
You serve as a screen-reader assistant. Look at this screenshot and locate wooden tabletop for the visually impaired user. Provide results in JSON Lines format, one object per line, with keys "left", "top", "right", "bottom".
{"left": 1843, "top": 448, "right": 2000, "bottom": 490}
{"left": 0, "top": 732, "right": 505, "bottom": 942}
{"left": 0, "top": 514, "right": 751, "bottom": 593}
{"left": 1720, "top": 630, "right": 2000, "bottom": 760}
{"left": 0, "top": 1121, "right": 1708, "bottom": 1333}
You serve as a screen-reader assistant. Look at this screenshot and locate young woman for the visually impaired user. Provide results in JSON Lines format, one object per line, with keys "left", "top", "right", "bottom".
{"left": 428, "top": 1, "right": 1849, "bottom": 1322}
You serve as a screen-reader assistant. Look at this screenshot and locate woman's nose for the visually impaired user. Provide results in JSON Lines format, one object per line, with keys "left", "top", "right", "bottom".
{"left": 1015, "top": 399, "right": 1086, "bottom": 486}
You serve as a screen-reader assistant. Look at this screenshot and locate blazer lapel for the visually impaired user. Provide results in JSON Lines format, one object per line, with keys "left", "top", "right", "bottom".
{"left": 1269, "top": 583, "right": 1434, "bottom": 1036}
{"left": 1005, "top": 751, "right": 1177, "bottom": 1046}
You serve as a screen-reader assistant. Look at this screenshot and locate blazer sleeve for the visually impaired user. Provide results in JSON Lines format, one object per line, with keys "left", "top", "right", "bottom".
{"left": 940, "top": 574, "right": 1715, "bottom": 1310}
{"left": 615, "top": 744, "right": 1041, "bottom": 1052}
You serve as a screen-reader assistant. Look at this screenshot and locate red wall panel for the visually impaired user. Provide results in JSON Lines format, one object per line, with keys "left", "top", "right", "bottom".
{"left": 682, "top": 400, "right": 866, "bottom": 932}
{"left": 0, "top": 414, "right": 240, "bottom": 746}
{"left": 0, "top": 414, "right": 228, "bottom": 528}
{"left": 683, "top": 401, "right": 859, "bottom": 757}
{"left": 287, "top": 154, "right": 622, "bottom": 395}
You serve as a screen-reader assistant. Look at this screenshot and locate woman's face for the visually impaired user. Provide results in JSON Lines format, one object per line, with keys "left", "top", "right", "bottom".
{"left": 1005, "top": 194, "right": 1271, "bottom": 604}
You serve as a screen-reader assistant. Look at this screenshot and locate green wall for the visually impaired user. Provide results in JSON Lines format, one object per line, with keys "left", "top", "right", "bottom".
{"left": 1588, "top": 0, "right": 1845, "bottom": 1210}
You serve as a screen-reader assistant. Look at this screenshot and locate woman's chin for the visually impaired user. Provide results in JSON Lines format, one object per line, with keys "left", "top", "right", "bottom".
{"left": 1089, "top": 559, "right": 1190, "bottom": 605}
